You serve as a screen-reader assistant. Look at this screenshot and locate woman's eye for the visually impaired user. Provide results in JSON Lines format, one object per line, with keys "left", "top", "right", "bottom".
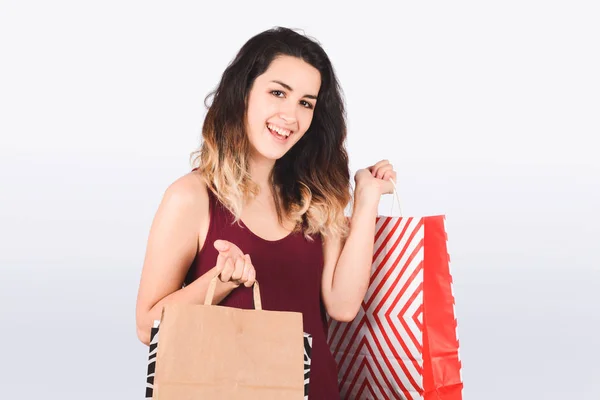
{"left": 300, "top": 100, "right": 314, "bottom": 109}
{"left": 270, "top": 90, "right": 313, "bottom": 109}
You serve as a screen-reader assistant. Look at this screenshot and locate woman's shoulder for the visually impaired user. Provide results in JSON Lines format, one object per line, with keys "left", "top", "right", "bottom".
{"left": 160, "top": 169, "right": 211, "bottom": 216}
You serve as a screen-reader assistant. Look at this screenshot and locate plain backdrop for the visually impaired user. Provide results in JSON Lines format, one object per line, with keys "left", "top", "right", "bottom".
{"left": 1, "top": 1, "right": 599, "bottom": 399}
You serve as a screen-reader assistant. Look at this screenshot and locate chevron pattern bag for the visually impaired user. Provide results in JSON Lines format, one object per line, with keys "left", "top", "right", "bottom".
{"left": 328, "top": 183, "right": 463, "bottom": 399}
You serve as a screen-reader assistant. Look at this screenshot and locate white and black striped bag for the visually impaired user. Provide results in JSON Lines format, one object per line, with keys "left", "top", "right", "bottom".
{"left": 145, "top": 320, "right": 313, "bottom": 399}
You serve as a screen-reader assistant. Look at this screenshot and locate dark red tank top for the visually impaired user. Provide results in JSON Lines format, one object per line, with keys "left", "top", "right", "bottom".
{"left": 184, "top": 188, "right": 341, "bottom": 399}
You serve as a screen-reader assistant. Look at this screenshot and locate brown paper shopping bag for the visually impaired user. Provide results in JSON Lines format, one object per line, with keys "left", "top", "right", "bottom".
{"left": 150, "top": 277, "right": 307, "bottom": 399}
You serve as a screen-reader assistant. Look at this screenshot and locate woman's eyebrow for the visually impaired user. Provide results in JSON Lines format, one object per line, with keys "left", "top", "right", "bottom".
{"left": 271, "top": 80, "right": 318, "bottom": 100}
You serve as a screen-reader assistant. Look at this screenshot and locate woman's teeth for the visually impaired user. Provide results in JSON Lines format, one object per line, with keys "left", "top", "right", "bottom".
{"left": 267, "top": 123, "right": 291, "bottom": 138}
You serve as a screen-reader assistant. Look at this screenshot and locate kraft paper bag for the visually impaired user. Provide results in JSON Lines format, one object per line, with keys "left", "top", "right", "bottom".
{"left": 146, "top": 277, "right": 308, "bottom": 399}
{"left": 146, "top": 323, "right": 314, "bottom": 399}
{"left": 328, "top": 184, "right": 463, "bottom": 399}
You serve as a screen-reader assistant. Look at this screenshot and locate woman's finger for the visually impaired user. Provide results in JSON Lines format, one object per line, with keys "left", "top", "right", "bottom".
{"left": 231, "top": 256, "right": 244, "bottom": 281}
{"left": 220, "top": 257, "right": 235, "bottom": 282}
{"left": 243, "top": 255, "right": 255, "bottom": 287}
{"left": 372, "top": 164, "right": 391, "bottom": 179}
{"left": 215, "top": 253, "right": 226, "bottom": 273}
{"left": 382, "top": 169, "right": 396, "bottom": 182}
{"left": 245, "top": 264, "right": 256, "bottom": 287}
{"left": 241, "top": 254, "right": 251, "bottom": 281}
{"left": 376, "top": 164, "right": 393, "bottom": 179}
{"left": 369, "top": 159, "right": 390, "bottom": 176}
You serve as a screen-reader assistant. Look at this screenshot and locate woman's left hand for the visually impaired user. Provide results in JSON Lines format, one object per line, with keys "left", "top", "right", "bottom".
{"left": 354, "top": 159, "right": 397, "bottom": 203}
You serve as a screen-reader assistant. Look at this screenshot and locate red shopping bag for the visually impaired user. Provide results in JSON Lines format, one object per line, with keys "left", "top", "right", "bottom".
{"left": 327, "top": 187, "right": 463, "bottom": 399}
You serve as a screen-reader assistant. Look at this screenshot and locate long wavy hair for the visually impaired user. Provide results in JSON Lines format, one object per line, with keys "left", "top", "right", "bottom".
{"left": 191, "top": 27, "right": 351, "bottom": 239}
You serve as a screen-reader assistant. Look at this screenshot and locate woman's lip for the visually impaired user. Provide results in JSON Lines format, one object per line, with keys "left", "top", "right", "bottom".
{"left": 266, "top": 123, "right": 293, "bottom": 136}
{"left": 267, "top": 125, "right": 290, "bottom": 142}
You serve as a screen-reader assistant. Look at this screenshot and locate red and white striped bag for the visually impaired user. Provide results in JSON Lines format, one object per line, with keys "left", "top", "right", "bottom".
{"left": 328, "top": 185, "right": 463, "bottom": 399}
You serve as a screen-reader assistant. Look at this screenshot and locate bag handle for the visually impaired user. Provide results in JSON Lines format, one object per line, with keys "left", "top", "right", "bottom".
{"left": 204, "top": 275, "right": 262, "bottom": 311}
{"left": 389, "top": 178, "right": 403, "bottom": 216}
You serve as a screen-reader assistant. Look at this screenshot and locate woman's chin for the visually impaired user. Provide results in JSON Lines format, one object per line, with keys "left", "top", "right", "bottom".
{"left": 248, "top": 145, "right": 287, "bottom": 163}
{"left": 247, "top": 128, "right": 297, "bottom": 162}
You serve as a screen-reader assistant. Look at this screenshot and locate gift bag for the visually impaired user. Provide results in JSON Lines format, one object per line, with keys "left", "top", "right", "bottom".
{"left": 328, "top": 185, "right": 463, "bottom": 399}
{"left": 145, "top": 277, "right": 310, "bottom": 399}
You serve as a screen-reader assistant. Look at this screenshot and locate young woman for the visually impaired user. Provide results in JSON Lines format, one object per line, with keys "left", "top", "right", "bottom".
{"left": 135, "top": 26, "right": 396, "bottom": 398}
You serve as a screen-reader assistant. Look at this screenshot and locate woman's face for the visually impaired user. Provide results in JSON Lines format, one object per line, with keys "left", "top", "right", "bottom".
{"left": 245, "top": 55, "right": 321, "bottom": 162}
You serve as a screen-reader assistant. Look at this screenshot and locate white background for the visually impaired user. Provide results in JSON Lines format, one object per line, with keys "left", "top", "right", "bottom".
{"left": 1, "top": 0, "right": 599, "bottom": 398}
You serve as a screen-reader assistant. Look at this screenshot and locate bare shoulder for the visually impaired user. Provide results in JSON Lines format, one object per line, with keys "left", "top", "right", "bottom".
{"left": 161, "top": 169, "right": 209, "bottom": 211}
{"left": 159, "top": 167, "right": 210, "bottom": 242}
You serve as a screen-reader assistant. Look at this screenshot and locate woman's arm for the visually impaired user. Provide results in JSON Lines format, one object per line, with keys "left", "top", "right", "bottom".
{"left": 134, "top": 174, "right": 238, "bottom": 345}
{"left": 321, "top": 160, "right": 396, "bottom": 322}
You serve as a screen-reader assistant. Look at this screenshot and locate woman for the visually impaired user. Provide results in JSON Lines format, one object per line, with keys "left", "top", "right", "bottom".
{"left": 135, "top": 26, "right": 396, "bottom": 398}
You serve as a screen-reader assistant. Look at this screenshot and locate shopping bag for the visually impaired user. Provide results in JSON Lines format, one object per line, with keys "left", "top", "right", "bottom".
{"left": 327, "top": 184, "right": 463, "bottom": 399}
{"left": 146, "top": 277, "right": 309, "bottom": 399}
{"left": 146, "top": 321, "right": 314, "bottom": 399}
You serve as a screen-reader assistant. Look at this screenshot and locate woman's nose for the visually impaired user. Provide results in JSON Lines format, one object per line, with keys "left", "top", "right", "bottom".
{"left": 279, "top": 112, "right": 296, "bottom": 124}
{"left": 278, "top": 102, "right": 297, "bottom": 124}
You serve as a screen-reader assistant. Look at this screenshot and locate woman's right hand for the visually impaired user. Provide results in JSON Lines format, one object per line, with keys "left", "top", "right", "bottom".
{"left": 213, "top": 239, "right": 256, "bottom": 288}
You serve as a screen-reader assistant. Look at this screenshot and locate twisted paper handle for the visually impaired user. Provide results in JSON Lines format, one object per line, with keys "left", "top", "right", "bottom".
{"left": 389, "top": 178, "right": 403, "bottom": 216}
{"left": 204, "top": 275, "right": 262, "bottom": 310}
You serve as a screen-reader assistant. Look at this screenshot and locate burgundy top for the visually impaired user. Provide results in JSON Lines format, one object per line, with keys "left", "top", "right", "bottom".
{"left": 184, "top": 189, "right": 341, "bottom": 399}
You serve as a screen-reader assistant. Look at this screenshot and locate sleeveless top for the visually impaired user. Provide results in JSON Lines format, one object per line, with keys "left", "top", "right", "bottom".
{"left": 184, "top": 188, "right": 341, "bottom": 399}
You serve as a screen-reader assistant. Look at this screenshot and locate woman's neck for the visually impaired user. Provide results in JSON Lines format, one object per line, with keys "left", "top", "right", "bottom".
{"left": 248, "top": 155, "right": 275, "bottom": 193}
